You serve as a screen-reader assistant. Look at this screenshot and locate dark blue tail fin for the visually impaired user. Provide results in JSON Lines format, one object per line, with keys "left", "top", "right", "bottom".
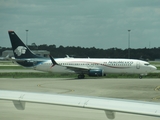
{"left": 8, "top": 31, "right": 41, "bottom": 59}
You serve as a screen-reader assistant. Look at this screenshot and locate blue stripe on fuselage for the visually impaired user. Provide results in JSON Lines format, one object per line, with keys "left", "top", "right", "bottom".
{"left": 15, "top": 58, "right": 49, "bottom": 67}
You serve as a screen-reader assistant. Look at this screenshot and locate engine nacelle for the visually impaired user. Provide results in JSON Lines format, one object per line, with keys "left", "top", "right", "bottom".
{"left": 88, "top": 69, "right": 103, "bottom": 76}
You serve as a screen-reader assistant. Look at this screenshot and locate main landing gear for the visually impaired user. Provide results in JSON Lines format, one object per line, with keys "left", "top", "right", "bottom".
{"left": 139, "top": 73, "right": 147, "bottom": 79}
{"left": 78, "top": 74, "right": 85, "bottom": 79}
{"left": 139, "top": 75, "right": 143, "bottom": 79}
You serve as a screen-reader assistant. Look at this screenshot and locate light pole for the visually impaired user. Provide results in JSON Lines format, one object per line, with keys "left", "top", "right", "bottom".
{"left": 26, "top": 30, "right": 29, "bottom": 46}
{"left": 128, "top": 30, "right": 131, "bottom": 59}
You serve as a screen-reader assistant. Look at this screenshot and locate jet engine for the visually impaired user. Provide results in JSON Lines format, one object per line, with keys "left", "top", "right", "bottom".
{"left": 88, "top": 69, "right": 104, "bottom": 76}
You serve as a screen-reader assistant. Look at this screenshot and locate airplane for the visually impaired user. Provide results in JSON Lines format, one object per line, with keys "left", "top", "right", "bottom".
{"left": 8, "top": 31, "right": 157, "bottom": 79}
{"left": 0, "top": 54, "right": 10, "bottom": 60}
{"left": 0, "top": 90, "right": 160, "bottom": 119}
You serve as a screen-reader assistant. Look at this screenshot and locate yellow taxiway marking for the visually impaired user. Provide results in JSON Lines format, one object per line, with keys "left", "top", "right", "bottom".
{"left": 152, "top": 86, "right": 160, "bottom": 100}
{"left": 37, "top": 84, "right": 42, "bottom": 87}
{"left": 37, "top": 83, "right": 75, "bottom": 94}
{"left": 153, "top": 96, "right": 160, "bottom": 100}
{"left": 154, "top": 86, "right": 160, "bottom": 91}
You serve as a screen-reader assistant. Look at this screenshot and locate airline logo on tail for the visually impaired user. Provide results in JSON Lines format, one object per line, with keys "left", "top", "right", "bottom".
{"left": 14, "top": 46, "right": 27, "bottom": 56}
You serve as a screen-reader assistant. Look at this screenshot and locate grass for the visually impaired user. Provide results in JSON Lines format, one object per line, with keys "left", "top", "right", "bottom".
{"left": 0, "top": 66, "right": 25, "bottom": 69}
{"left": 157, "top": 67, "right": 160, "bottom": 70}
{"left": 0, "top": 72, "right": 159, "bottom": 78}
{"left": 150, "top": 61, "right": 160, "bottom": 64}
{"left": 0, "top": 61, "right": 15, "bottom": 65}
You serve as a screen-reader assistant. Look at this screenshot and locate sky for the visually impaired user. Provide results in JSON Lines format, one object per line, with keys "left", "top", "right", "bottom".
{"left": 0, "top": 0, "right": 160, "bottom": 49}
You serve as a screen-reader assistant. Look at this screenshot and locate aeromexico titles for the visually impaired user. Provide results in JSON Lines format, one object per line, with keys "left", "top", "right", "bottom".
{"left": 8, "top": 31, "right": 157, "bottom": 79}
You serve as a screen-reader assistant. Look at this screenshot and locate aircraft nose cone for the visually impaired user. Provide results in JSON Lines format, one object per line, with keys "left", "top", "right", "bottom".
{"left": 151, "top": 65, "right": 157, "bottom": 71}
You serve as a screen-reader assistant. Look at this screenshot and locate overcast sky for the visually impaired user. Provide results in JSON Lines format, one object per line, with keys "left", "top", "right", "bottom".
{"left": 0, "top": 0, "right": 160, "bottom": 49}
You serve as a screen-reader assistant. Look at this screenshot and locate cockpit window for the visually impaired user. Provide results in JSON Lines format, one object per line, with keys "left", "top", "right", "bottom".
{"left": 144, "top": 63, "right": 150, "bottom": 66}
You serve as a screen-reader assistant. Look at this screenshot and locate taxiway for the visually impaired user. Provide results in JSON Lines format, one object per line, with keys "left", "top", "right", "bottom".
{"left": 0, "top": 78, "right": 160, "bottom": 120}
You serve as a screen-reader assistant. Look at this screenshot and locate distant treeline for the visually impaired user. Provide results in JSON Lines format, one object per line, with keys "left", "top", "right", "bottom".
{"left": 1, "top": 44, "right": 160, "bottom": 60}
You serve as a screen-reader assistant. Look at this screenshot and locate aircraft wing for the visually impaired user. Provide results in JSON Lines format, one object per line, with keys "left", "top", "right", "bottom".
{"left": 0, "top": 90, "right": 160, "bottom": 119}
{"left": 50, "top": 55, "right": 97, "bottom": 73}
{"left": 64, "top": 66, "right": 90, "bottom": 73}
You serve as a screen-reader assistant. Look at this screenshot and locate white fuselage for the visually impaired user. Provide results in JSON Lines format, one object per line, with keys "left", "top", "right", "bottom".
{"left": 33, "top": 58, "right": 156, "bottom": 75}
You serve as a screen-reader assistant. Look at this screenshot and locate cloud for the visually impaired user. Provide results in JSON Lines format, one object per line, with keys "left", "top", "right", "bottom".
{"left": 0, "top": 0, "right": 160, "bottom": 49}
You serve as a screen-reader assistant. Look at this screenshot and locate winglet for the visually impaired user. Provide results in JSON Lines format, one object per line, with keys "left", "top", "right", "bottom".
{"left": 49, "top": 55, "right": 58, "bottom": 65}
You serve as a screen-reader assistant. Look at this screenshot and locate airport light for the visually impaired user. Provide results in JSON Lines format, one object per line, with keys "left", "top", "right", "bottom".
{"left": 26, "top": 30, "right": 29, "bottom": 46}
{"left": 128, "top": 30, "right": 131, "bottom": 59}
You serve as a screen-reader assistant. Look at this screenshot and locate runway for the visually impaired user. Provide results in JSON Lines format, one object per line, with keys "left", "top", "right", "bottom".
{"left": 0, "top": 78, "right": 160, "bottom": 120}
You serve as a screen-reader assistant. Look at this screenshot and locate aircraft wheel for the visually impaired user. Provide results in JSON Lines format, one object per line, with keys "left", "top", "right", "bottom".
{"left": 78, "top": 74, "right": 85, "bottom": 79}
{"left": 139, "top": 75, "right": 142, "bottom": 79}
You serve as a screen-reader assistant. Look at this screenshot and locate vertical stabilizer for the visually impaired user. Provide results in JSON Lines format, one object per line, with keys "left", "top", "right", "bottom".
{"left": 8, "top": 31, "right": 40, "bottom": 58}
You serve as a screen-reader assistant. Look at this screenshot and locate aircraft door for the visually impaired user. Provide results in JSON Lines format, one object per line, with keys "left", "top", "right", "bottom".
{"left": 136, "top": 62, "right": 140, "bottom": 69}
